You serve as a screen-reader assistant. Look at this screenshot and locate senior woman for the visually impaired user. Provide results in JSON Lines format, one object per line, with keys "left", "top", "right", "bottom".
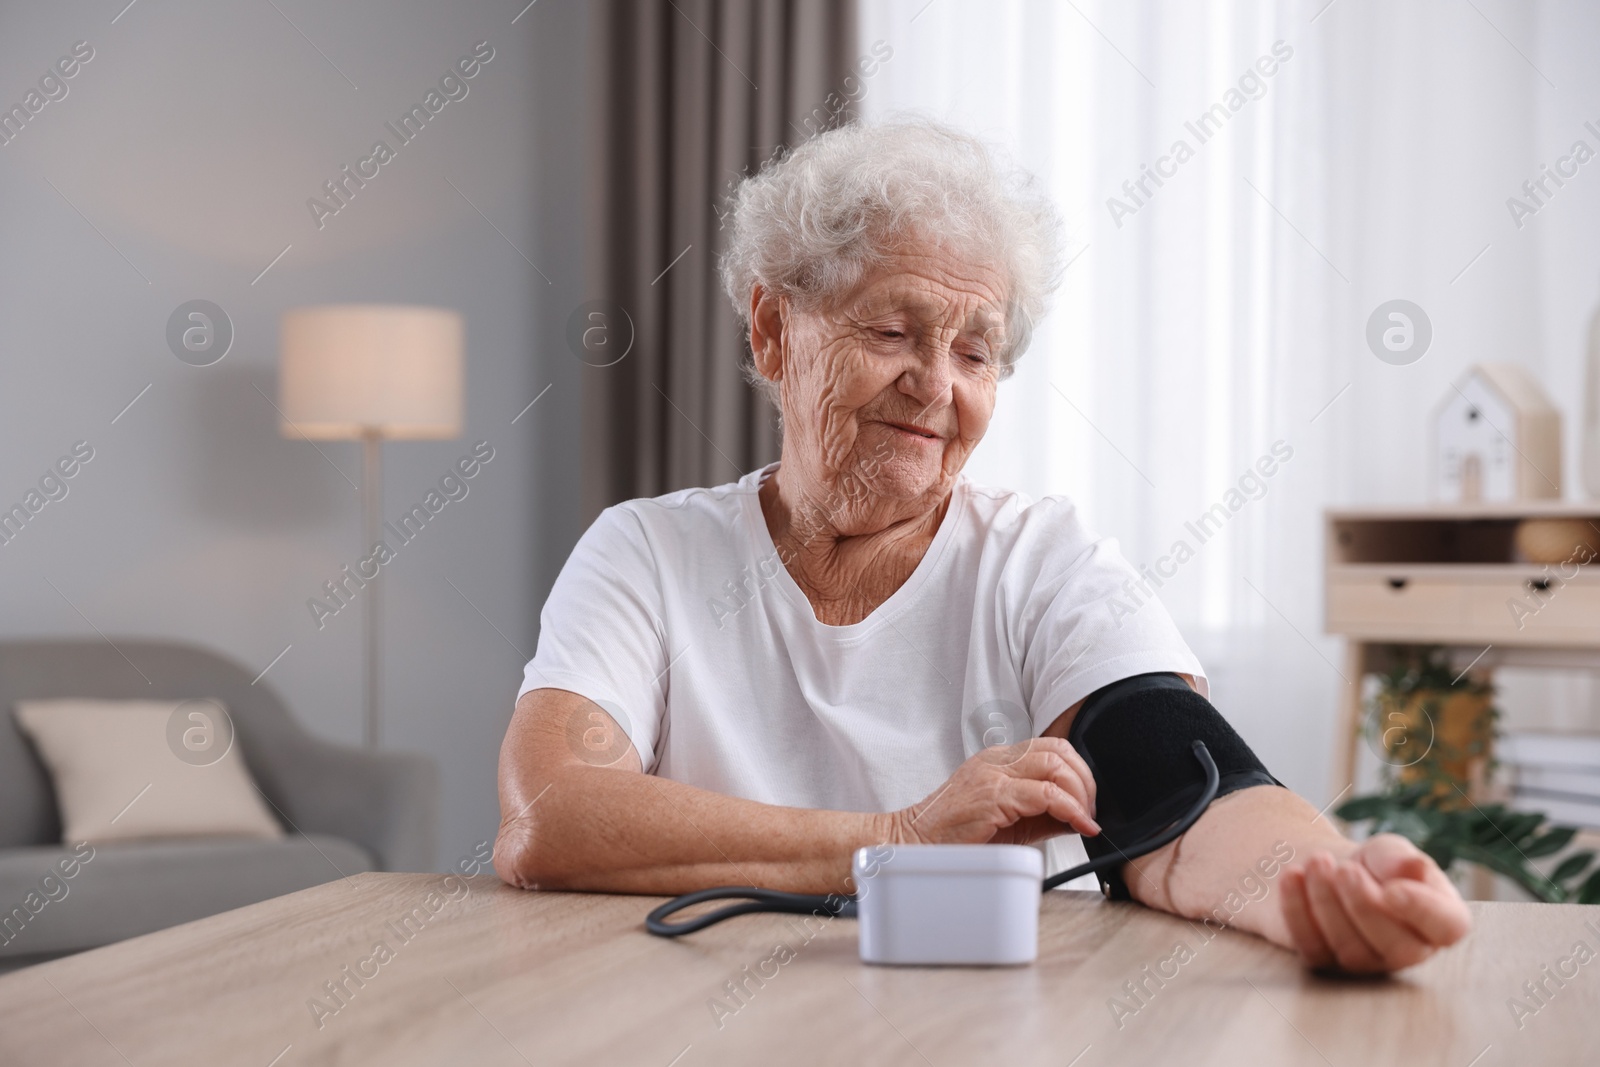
{"left": 495, "top": 120, "right": 1470, "bottom": 974}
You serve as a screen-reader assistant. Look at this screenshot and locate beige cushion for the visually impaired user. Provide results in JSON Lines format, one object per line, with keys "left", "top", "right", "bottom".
{"left": 12, "top": 699, "right": 284, "bottom": 844}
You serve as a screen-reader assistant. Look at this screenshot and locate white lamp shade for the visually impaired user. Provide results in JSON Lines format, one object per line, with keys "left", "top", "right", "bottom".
{"left": 279, "top": 305, "right": 464, "bottom": 440}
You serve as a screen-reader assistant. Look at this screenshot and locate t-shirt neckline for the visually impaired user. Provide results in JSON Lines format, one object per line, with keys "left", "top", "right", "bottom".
{"left": 738, "top": 462, "right": 967, "bottom": 638}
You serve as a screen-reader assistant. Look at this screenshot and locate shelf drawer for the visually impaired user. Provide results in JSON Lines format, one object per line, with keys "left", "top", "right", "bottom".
{"left": 1328, "top": 568, "right": 1600, "bottom": 644}
{"left": 1327, "top": 573, "right": 1465, "bottom": 629}
{"left": 1464, "top": 575, "right": 1600, "bottom": 637}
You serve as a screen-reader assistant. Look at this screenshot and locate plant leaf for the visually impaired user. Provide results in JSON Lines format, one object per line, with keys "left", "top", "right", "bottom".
{"left": 1455, "top": 843, "right": 1562, "bottom": 903}
{"left": 1387, "top": 809, "right": 1433, "bottom": 845}
{"left": 1549, "top": 851, "right": 1595, "bottom": 884}
{"left": 1470, "top": 811, "right": 1540, "bottom": 847}
{"left": 1467, "top": 814, "right": 1511, "bottom": 846}
{"left": 1579, "top": 869, "right": 1600, "bottom": 905}
{"left": 1524, "top": 827, "right": 1579, "bottom": 859}
{"left": 1422, "top": 841, "right": 1456, "bottom": 871}
{"left": 1336, "top": 795, "right": 1394, "bottom": 821}
{"left": 1504, "top": 813, "right": 1546, "bottom": 844}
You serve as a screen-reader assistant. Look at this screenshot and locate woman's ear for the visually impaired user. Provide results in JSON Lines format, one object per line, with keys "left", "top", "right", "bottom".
{"left": 749, "top": 285, "right": 786, "bottom": 385}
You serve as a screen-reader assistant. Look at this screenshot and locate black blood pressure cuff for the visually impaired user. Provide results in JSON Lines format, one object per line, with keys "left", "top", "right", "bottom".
{"left": 1066, "top": 672, "right": 1280, "bottom": 900}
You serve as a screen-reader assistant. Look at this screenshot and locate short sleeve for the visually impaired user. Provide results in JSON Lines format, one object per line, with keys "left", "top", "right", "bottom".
{"left": 518, "top": 505, "right": 668, "bottom": 770}
{"left": 1001, "top": 501, "right": 1206, "bottom": 736}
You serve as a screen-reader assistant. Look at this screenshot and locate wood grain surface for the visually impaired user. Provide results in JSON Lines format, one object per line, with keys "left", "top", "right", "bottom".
{"left": 1, "top": 873, "right": 1596, "bottom": 1066}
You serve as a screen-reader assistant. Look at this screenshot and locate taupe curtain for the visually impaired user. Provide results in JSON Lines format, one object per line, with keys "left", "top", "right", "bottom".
{"left": 582, "top": 0, "right": 857, "bottom": 519}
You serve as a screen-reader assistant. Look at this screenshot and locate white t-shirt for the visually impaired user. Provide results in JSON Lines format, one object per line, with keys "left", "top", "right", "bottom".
{"left": 519, "top": 463, "right": 1205, "bottom": 877}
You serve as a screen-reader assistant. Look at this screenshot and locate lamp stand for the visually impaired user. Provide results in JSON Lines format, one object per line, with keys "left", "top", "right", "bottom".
{"left": 361, "top": 430, "right": 383, "bottom": 749}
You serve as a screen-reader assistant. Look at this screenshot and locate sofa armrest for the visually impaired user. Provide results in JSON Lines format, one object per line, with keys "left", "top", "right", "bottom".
{"left": 257, "top": 738, "right": 438, "bottom": 872}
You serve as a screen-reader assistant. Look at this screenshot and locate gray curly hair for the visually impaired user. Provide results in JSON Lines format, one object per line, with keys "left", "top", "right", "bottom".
{"left": 719, "top": 118, "right": 1066, "bottom": 408}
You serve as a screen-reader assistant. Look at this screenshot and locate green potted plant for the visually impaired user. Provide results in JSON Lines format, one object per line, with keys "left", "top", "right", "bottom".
{"left": 1336, "top": 646, "right": 1600, "bottom": 904}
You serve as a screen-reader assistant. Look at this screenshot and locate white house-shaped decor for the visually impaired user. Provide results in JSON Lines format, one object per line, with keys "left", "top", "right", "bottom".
{"left": 1434, "top": 363, "right": 1562, "bottom": 503}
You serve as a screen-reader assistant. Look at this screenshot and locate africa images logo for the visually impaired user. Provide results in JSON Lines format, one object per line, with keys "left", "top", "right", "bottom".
{"left": 1105, "top": 40, "right": 1293, "bottom": 229}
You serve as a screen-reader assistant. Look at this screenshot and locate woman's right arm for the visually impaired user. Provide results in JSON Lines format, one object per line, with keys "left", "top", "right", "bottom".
{"left": 492, "top": 687, "right": 1100, "bottom": 896}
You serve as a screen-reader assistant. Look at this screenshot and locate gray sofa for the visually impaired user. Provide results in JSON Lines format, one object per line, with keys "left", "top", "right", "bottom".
{"left": 0, "top": 639, "right": 437, "bottom": 967}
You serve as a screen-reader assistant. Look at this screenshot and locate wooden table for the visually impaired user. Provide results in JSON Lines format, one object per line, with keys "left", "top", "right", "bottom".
{"left": 1, "top": 873, "right": 1595, "bottom": 1065}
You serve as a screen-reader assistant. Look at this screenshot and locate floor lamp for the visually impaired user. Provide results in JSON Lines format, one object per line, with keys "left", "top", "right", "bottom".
{"left": 279, "top": 305, "right": 464, "bottom": 748}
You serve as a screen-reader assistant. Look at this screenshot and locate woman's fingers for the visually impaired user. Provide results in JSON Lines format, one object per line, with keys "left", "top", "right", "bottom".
{"left": 1354, "top": 835, "right": 1473, "bottom": 948}
{"left": 1283, "top": 846, "right": 1471, "bottom": 975}
{"left": 901, "top": 737, "right": 1103, "bottom": 844}
{"left": 1330, "top": 862, "right": 1435, "bottom": 970}
{"left": 1279, "top": 867, "right": 1336, "bottom": 970}
{"left": 1301, "top": 854, "right": 1386, "bottom": 972}
{"left": 1005, "top": 747, "right": 1096, "bottom": 818}
{"left": 1381, "top": 877, "right": 1473, "bottom": 947}
{"left": 1356, "top": 833, "right": 1435, "bottom": 884}
{"left": 993, "top": 739, "right": 1096, "bottom": 809}
{"left": 1038, "top": 738, "right": 1097, "bottom": 808}
{"left": 1008, "top": 777, "right": 1100, "bottom": 836}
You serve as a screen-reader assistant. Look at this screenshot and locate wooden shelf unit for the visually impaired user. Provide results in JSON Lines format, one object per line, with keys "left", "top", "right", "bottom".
{"left": 1323, "top": 504, "right": 1600, "bottom": 791}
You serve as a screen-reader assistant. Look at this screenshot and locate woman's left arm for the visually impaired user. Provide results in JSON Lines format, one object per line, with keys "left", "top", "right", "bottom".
{"left": 1042, "top": 681, "right": 1472, "bottom": 973}
{"left": 1122, "top": 784, "right": 1474, "bottom": 973}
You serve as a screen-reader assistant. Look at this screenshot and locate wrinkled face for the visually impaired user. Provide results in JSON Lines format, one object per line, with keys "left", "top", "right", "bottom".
{"left": 772, "top": 241, "right": 1008, "bottom": 517}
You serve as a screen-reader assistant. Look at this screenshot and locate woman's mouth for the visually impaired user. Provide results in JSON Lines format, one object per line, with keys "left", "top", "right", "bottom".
{"left": 881, "top": 420, "right": 942, "bottom": 443}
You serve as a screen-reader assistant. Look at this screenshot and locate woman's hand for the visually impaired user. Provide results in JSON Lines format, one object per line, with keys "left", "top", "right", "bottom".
{"left": 891, "top": 738, "right": 1100, "bottom": 846}
{"left": 1278, "top": 832, "right": 1473, "bottom": 974}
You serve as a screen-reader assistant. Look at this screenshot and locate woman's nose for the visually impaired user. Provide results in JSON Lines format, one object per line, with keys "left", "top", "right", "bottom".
{"left": 900, "top": 348, "right": 955, "bottom": 404}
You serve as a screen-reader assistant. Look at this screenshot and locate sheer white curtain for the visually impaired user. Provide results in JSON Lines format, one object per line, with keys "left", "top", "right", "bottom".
{"left": 859, "top": 0, "right": 1346, "bottom": 798}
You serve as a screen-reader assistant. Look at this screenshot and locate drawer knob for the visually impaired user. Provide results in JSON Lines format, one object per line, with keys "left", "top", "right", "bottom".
{"left": 1387, "top": 577, "right": 1409, "bottom": 590}
{"left": 1528, "top": 577, "right": 1553, "bottom": 593}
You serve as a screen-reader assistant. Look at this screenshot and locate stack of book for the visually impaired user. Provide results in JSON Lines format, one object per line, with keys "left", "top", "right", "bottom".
{"left": 1500, "top": 732, "right": 1600, "bottom": 830}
